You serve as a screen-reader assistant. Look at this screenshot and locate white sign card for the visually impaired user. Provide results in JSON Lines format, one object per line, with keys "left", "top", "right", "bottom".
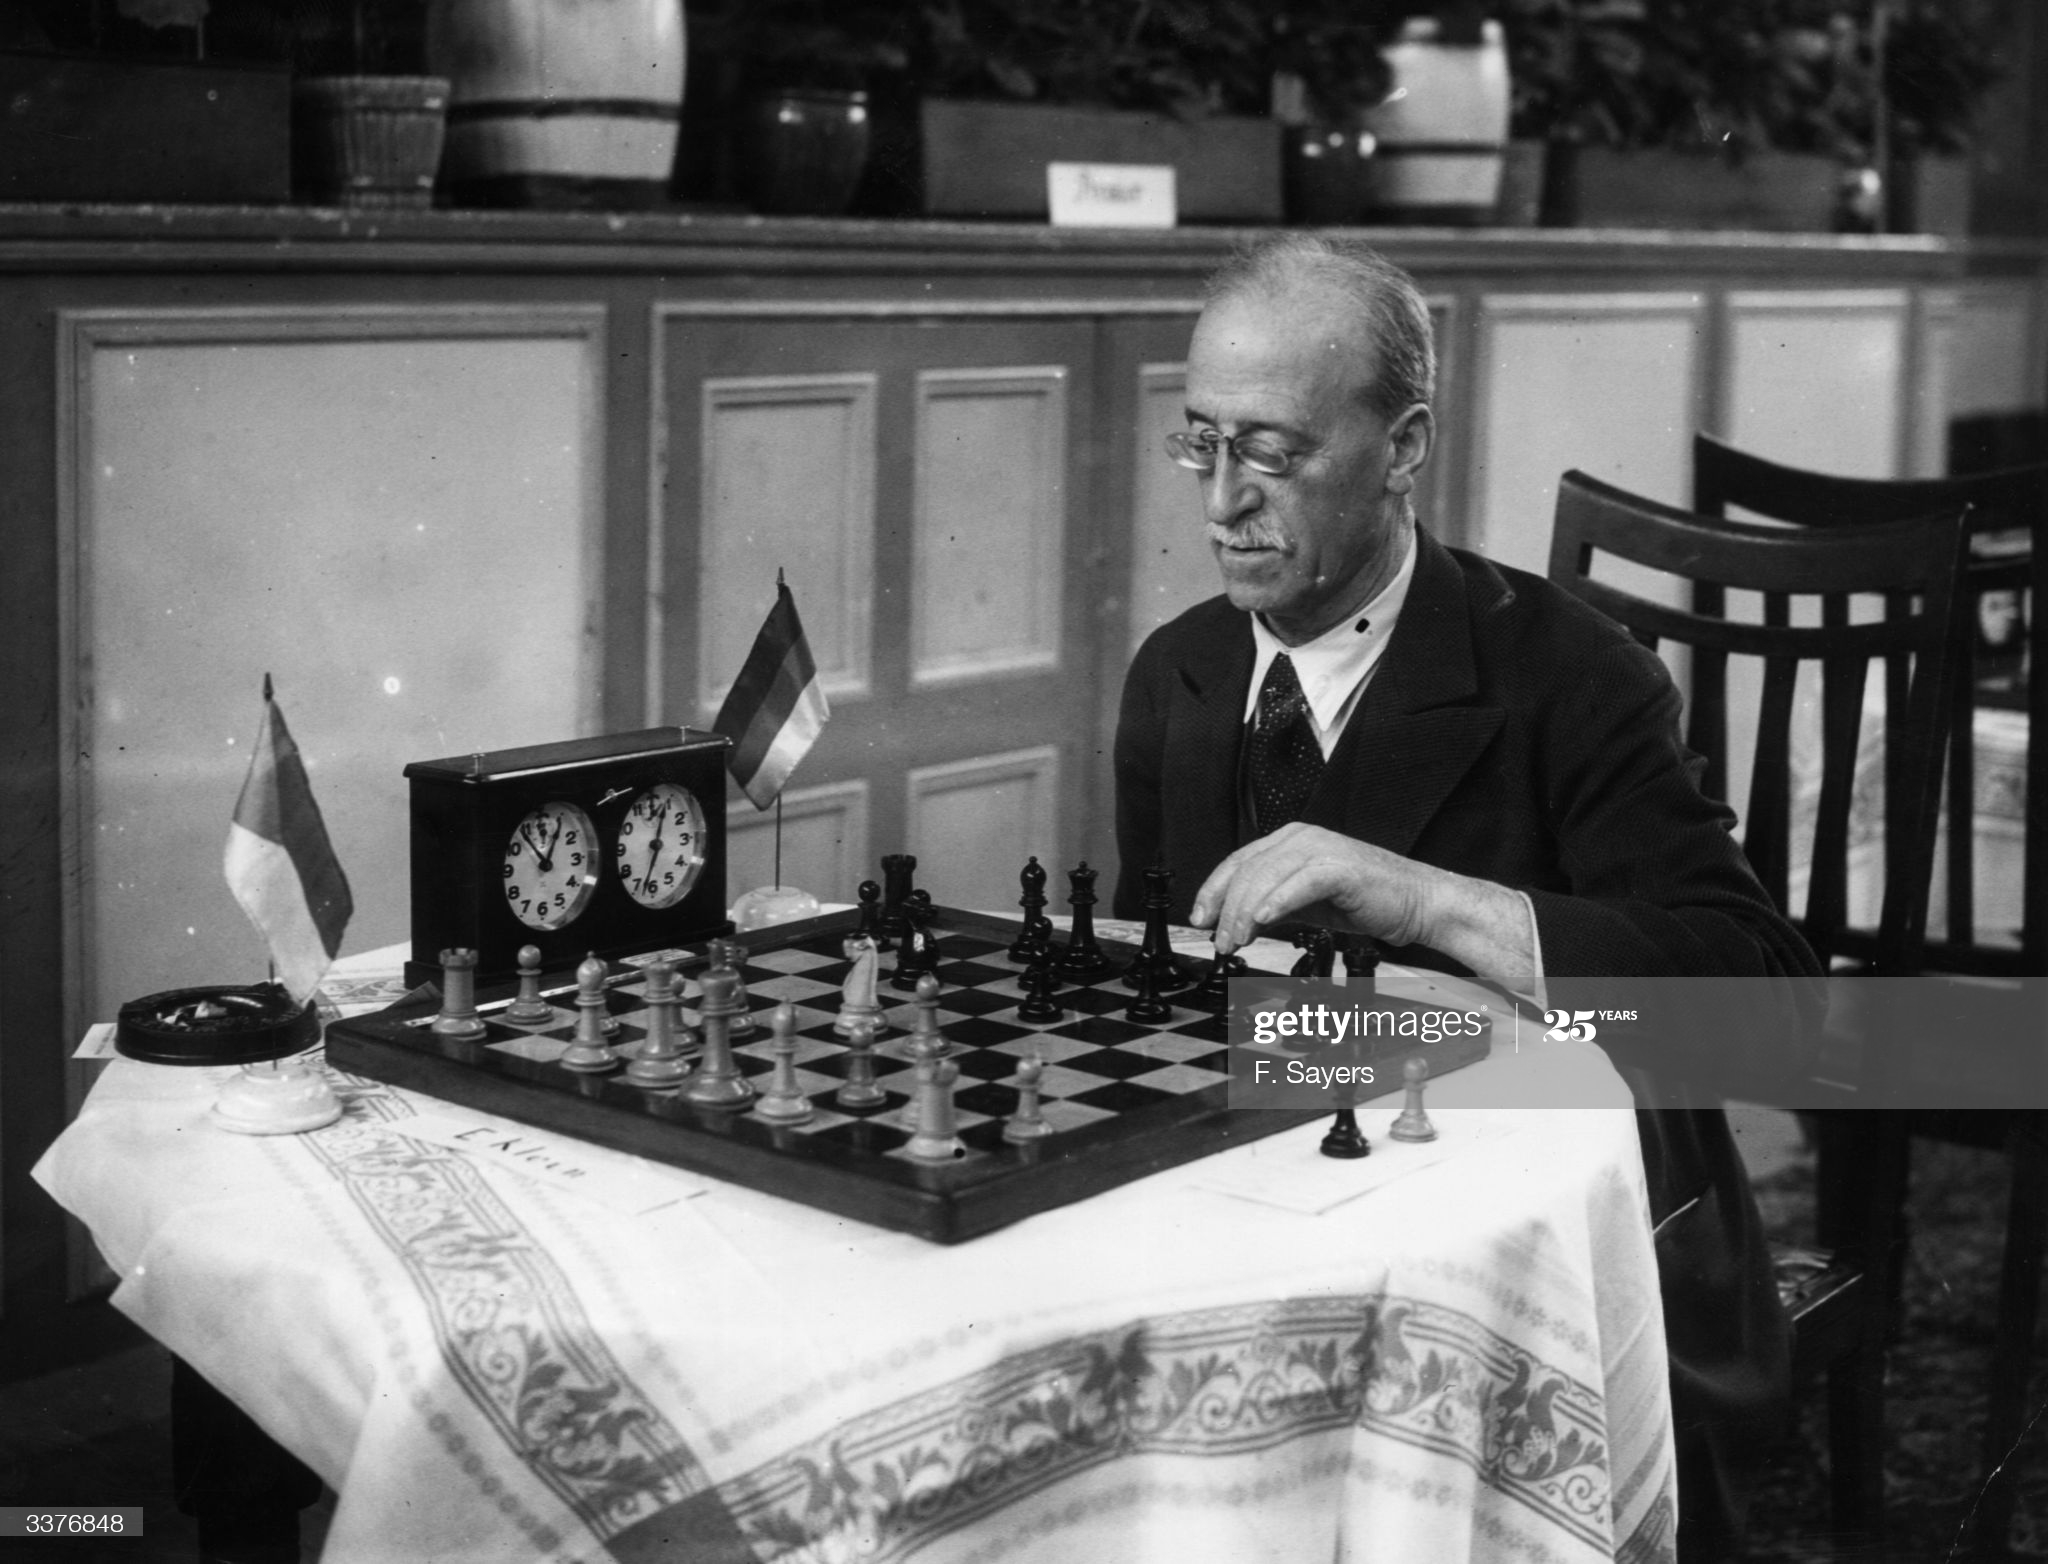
{"left": 1047, "top": 162, "right": 1177, "bottom": 228}
{"left": 387, "top": 1110, "right": 707, "bottom": 1216}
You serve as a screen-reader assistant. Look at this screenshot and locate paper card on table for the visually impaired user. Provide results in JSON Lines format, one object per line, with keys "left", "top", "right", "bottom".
{"left": 1191, "top": 1114, "right": 1512, "bottom": 1215}
{"left": 1047, "top": 162, "right": 1175, "bottom": 227}
{"left": 385, "top": 1110, "right": 707, "bottom": 1216}
{"left": 74, "top": 1023, "right": 119, "bottom": 1060}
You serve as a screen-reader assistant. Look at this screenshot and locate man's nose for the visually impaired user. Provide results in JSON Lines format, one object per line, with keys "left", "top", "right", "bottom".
{"left": 1201, "top": 460, "right": 1260, "bottom": 528}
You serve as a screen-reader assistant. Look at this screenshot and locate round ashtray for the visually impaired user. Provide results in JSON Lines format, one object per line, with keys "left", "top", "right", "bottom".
{"left": 115, "top": 983, "right": 319, "bottom": 1066}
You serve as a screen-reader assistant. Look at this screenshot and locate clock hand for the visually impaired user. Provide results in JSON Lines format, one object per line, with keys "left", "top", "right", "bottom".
{"left": 641, "top": 802, "right": 671, "bottom": 894}
{"left": 520, "top": 822, "right": 553, "bottom": 871}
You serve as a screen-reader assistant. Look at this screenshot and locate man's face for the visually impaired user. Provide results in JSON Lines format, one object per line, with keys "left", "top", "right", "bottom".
{"left": 1182, "top": 286, "right": 1427, "bottom": 645}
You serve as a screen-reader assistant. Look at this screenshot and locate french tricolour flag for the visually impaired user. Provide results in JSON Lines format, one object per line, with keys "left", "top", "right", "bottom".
{"left": 223, "top": 676, "right": 354, "bottom": 1002}
{"left": 713, "top": 576, "right": 831, "bottom": 810}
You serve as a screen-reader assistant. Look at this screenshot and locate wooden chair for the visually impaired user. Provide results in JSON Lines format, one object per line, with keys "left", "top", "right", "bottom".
{"left": 1548, "top": 469, "right": 1972, "bottom": 1548}
{"left": 1692, "top": 431, "right": 2046, "bottom": 977}
{"left": 1692, "top": 430, "right": 2048, "bottom": 1552}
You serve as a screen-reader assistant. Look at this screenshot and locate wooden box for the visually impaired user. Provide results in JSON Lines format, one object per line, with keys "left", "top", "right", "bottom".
{"left": 1546, "top": 146, "right": 1839, "bottom": 233}
{"left": 0, "top": 51, "right": 291, "bottom": 205}
{"left": 919, "top": 98, "right": 1281, "bottom": 222}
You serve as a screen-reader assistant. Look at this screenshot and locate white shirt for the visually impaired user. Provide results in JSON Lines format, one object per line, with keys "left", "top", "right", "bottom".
{"left": 1238, "top": 523, "right": 1547, "bottom": 1002}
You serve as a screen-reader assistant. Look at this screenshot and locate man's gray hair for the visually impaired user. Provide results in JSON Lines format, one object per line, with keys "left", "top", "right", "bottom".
{"left": 1203, "top": 235, "right": 1436, "bottom": 423}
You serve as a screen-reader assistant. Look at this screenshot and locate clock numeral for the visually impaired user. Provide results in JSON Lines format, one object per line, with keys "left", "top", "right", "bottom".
{"left": 620, "top": 820, "right": 635, "bottom": 838}
{"left": 507, "top": 840, "right": 523, "bottom": 857}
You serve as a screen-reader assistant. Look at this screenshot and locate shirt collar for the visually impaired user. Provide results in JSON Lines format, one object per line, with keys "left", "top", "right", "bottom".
{"left": 1244, "top": 523, "right": 1418, "bottom": 732}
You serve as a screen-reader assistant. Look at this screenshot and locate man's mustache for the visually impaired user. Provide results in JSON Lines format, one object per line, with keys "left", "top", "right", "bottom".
{"left": 1209, "top": 523, "right": 1289, "bottom": 551}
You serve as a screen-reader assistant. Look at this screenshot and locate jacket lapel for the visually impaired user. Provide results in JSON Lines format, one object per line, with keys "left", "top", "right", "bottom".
{"left": 1159, "top": 619, "right": 1253, "bottom": 874}
{"left": 1313, "top": 528, "right": 1505, "bottom": 858}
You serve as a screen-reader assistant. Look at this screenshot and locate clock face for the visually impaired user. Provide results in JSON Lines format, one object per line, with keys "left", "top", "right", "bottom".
{"left": 503, "top": 801, "right": 601, "bottom": 930}
{"left": 614, "top": 782, "right": 708, "bottom": 910}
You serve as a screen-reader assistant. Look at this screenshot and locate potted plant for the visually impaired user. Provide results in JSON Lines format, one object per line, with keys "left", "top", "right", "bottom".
{"left": 1500, "top": 0, "right": 1863, "bottom": 232}
{"left": 685, "top": 0, "right": 911, "bottom": 214}
{"left": 289, "top": 0, "right": 448, "bottom": 208}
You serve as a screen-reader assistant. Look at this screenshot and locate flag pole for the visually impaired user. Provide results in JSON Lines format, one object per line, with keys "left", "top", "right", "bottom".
{"left": 774, "top": 794, "right": 784, "bottom": 891}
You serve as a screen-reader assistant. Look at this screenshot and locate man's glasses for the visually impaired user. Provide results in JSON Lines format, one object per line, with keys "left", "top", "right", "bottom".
{"left": 1163, "top": 429, "right": 1302, "bottom": 478}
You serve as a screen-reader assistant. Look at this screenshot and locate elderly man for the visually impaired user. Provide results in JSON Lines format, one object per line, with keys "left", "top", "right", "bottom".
{"left": 1112, "top": 234, "right": 1820, "bottom": 1563}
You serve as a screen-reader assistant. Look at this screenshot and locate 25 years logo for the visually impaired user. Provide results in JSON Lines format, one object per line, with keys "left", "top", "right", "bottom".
{"left": 1541, "top": 1008, "right": 1637, "bottom": 1042}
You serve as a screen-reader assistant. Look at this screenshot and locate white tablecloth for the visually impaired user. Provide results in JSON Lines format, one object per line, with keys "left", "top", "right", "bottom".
{"left": 36, "top": 941, "right": 1674, "bottom": 1564}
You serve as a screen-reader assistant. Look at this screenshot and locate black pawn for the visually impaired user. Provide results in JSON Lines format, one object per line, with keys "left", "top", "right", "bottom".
{"left": 1194, "top": 952, "right": 1247, "bottom": 1014}
{"left": 1320, "top": 1107, "right": 1371, "bottom": 1159}
{"left": 1016, "top": 957, "right": 1063, "bottom": 1023}
{"left": 1342, "top": 934, "right": 1381, "bottom": 998}
{"left": 855, "top": 879, "right": 887, "bottom": 948}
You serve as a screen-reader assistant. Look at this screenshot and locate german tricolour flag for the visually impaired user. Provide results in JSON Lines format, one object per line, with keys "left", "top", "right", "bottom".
{"left": 223, "top": 676, "right": 354, "bottom": 1002}
{"left": 713, "top": 575, "right": 831, "bottom": 810}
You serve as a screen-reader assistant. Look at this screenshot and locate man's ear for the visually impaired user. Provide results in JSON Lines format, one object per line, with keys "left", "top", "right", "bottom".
{"left": 1384, "top": 404, "right": 1434, "bottom": 496}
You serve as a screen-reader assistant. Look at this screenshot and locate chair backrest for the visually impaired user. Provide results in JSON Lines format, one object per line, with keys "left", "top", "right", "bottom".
{"left": 1550, "top": 469, "right": 1971, "bottom": 980}
{"left": 1693, "top": 432, "right": 2046, "bottom": 976}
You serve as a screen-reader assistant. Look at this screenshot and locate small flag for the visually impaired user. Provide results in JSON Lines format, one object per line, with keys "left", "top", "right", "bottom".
{"left": 223, "top": 675, "right": 354, "bottom": 1003}
{"left": 713, "top": 574, "right": 831, "bottom": 810}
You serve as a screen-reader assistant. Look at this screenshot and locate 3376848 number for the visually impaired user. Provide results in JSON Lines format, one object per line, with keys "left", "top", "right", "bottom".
{"left": 0, "top": 1508, "right": 141, "bottom": 1537}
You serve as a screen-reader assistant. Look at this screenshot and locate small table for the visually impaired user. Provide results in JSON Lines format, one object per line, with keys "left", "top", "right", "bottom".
{"left": 37, "top": 937, "right": 1673, "bottom": 1564}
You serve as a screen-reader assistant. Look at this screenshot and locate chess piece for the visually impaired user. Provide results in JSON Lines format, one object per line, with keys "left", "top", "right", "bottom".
{"left": 855, "top": 879, "right": 887, "bottom": 948}
{"left": 1319, "top": 1107, "right": 1371, "bottom": 1159}
{"left": 711, "top": 939, "right": 755, "bottom": 1037}
{"left": 683, "top": 967, "right": 754, "bottom": 1106}
{"left": 1054, "top": 862, "right": 1119, "bottom": 983}
{"left": 504, "top": 945, "right": 555, "bottom": 1025}
{"left": 1003, "top": 1055, "right": 1053, "bottom": 1143}
{"left": 624, "top": 961, "right": 690, "bottom": 1089}
{"left": 1016, "top": 954, "right": 1063, "bottom": 1023}
{"left": 1388, "top": 1056, "right": 1438, "bottom": 1143}
{"left": 879, "top": 853, "right": 918, "bottom": 946}
{"left": 1122, "top": 861, "right": 1188, "bottom": 992}
{"left": 835, "top": 1017, "right": 886, "bottom": 1109}
{"left": 1125, "top": 956, "right": 1172, "bottom": 1024}
{"left": 432, "top": 949, "right": 489, "bottom": 1041}
{"left": 836, "top": 933, "right": 886, "bottom": 1037}
{"left": 560, "top": 954, "right": 621, "bottom": 1073}
{"left": 1009, "top": 857, "right": 1054, "bottom": 963}
{"left": 906, "top": 971, "right": 951, "bottom": 1059}
{"left": 754, "top": 1002, "right": 815, "bottom": 1123}
{"left": 1289, "top": 927, "right": 1337, "bottom": 979}
{"left": 1193, "top": 952, "right": 1247, "bottom": 1014}
{"left": 1340, "top": 934, "right": 1380, "bottom": 998}
{"left": 891, "top": 892, "right": 939, "bottom": 991}
{"left": 903, "top": 1054, "right": 965, "bottom": 1162}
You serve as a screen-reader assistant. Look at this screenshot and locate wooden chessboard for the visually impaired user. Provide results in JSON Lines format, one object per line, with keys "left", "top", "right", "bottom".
{"left": 321, "top": 907, "right": 1477, "bottom": 1242}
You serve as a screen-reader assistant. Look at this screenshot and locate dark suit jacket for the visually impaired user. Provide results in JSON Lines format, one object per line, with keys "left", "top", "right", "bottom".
{"left": 1112, "top": 527, "right": 1822, "bottom": 1561}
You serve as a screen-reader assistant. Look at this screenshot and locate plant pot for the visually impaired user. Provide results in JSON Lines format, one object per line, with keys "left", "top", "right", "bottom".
{"left": 917, "top": 98, "right": 1281, "bottom": 223}
{"left": 427, "top": 0, "right": 686, "bottom": 210}
{"left": 1284, "top": 123, "right": 1378, "bottom": 226}
{"left": 1888, "top": 155, "right": 1974, "bottom": 238}
{"left": 1359, "top": 17, "right": 1510, "bottom": 224}
{"left": 1546, "top": 146, "right": 1840, "bottom": 232}
{"left": 746, "top": 89, "right": 871, "bottom": 217}
{"left": 293, "top": 76, "right": 450, "bottom": 209}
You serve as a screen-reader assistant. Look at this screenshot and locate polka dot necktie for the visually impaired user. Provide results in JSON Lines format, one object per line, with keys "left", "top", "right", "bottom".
{"left": 1247, "top": 652, "right": 1325, "bottom": 837}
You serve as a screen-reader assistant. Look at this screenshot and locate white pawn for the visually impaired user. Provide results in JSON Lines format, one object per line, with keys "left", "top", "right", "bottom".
{"left": 1002, "top": 1055, "right": 1052, "bottom": 1143}
{"left": 503, "top": 945, "right": 555, "bottom": 1025}
{"left": 754, "top": 1002, "right": 815, "bottom": 1124}
{"left": 560, "top": 954, "right": 620, "bottom": 1073}
{"left": 1388, "top": 1056, "right": 1438, "bottom": 1143}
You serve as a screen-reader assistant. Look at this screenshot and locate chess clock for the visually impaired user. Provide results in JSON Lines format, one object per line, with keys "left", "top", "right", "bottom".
{"left": 403, "top": 728, "right": 733, "bottom": 988}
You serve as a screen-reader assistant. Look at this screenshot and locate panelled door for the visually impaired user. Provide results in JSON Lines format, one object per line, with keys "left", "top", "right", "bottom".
{"left": 661, "top": 312, "right": 1105, "bottom": 915}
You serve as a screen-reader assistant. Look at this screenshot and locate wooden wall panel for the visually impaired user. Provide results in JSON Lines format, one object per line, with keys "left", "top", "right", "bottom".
{"left": 1128, "top": 361, "right": 1214, "bottom": 656}
{"left": 695, "top": 374, "right": 876, "bottom": 715}
{"left": 1950, "top": 281, "right": 2047, "bottom": 415}
{"left": 911, "top": 367, "right": 1068, "bottom": 687}
{"left": 1473, "top": 292, "right": 1705, "bottom": 576}
{"left": 726, "top": 780, "right": 870, "bottom": 905}
{"left": 59, "top": 308, "right": 604, "bottom": 1040}
{"left": 906, "top": 746, "right": 1061, "bottom": 912}
{"left": 1722, "top": 290, "right": 1910, "bottom": 477}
